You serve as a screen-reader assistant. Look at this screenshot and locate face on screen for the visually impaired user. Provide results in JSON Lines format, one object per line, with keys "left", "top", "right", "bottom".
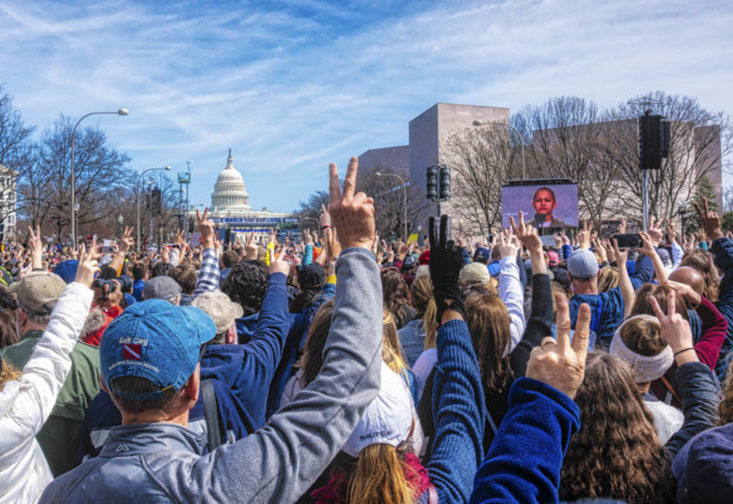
{"left": 533, "top": 189, "right": 557, "bottom": 216}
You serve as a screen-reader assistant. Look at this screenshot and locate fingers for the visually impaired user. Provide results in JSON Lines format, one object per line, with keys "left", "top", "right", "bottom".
{"left": 328, "top": 162, "right": 341, "bottom": 206}
{"left": 666, "top": 290, "right": 676, "bottom": 319}
{"left": 692, "top": 201, "right": 703, "bottom": 219}
{"left": 439, "top": 215, "right": 449, "bottom": 248}
{"left": 509, "top": 216, "right": 518, "bottom": 236}
{"left": 649, "top": 294, "right": 666, "bottom": 322}
{"left": 554, "top": 293, "right": 572, "bottom": 350}
{"left": 342, "top": 157, "right": 359, "bottom": 200}
{"left": 196, "top": 208, "right": 202, "bottom": 224}
{"left": 573, "top": 303, "right": 591, "bottom": 360}
{"left": 703, "top": 196, "right": 709, "bottom": 215}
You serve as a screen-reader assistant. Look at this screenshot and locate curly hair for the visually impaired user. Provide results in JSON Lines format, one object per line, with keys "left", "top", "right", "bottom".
{"left": 598, "top": 266, "right": 619, "bottom": 292}
{"left": 680, "top": 249, "right": 719, "bottom": 302}
{"left": 169, "top": 263, "right": 197, "bottom": 295}
{"left": 560, "top": 352, "right": 674, "bottom": 503}
{"left": 151, "top": 262, "right": 172, "bottom": 278}
{"left": 221, "top": 259, "right": 269, "bottom": 316}
{"left": 465, "top": 293, "right": 513, "bottom": 397}
{"left": 381, "top": 269, "right": 413, "bottom": 328}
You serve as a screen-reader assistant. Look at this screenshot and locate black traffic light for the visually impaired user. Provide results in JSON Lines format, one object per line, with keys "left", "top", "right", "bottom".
{"left": 426, "top": 165, "right": 438, "bottom": 201}
{"left": 639, "top": 111, "right": 665, "bottom": 170}
{"left": 661, "top": 120, "right": 671, "bottom": 158}
{"left": 439, "top": 165, "right": 451, "bottom": 200}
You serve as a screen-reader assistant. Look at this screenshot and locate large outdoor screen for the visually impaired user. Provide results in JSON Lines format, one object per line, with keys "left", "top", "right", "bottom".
{"left": 501, "top": 182, "right": 579, "bottom": 229}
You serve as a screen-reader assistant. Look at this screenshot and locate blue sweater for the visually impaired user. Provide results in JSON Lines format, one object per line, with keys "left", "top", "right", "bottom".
{"left": 427, "top": 320, "right": 485, "bottom": 503}
{"left": 470, "top": 378, "right": 580, "bottom": 503}
{"left": 569, "top": 254, "right": 654, "bottom": 346}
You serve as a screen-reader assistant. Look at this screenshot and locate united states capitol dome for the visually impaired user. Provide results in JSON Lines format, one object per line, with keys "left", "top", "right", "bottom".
{"left": 211, "top": 149, "right": 251, "bottom": 211}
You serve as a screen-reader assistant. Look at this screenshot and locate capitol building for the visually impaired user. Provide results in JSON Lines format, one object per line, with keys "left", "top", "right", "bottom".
{"left": 196, "top": 150, "right": 297, "bottom": 240}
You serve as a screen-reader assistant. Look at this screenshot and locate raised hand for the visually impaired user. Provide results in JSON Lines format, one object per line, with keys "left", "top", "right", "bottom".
{"left": 429, "top": 215, "right": 464, "bottom": 321}
{"left": 173, "top": 229, "right": 185, "bottom": 249}
{"left": 667, "top": 219, "right": 677, "bottom": 244}
{"left": 647, "top": 216, "right": 664, "bottom": 246}
{"left": 693, "top": 197, "right": 723, "bottom": 242}
{"left": 526, "top": 293, "right": 590, "bottom": 399}
{"left": 28, "top": 225, "right": 43, "bottom": 269}
{"left": 577, "top": 219, "right": 593, "bottom": 250}
{"left": 268, "top": 246, "right": 290, "bottom": 277}
{"left": 618, "top": 217, "right": 627, "bottom": 235}
{"left": 196, "top": 208, "right": 216, "bottom": 250}
{"left": 319, "top": 204, "right": 331, "bottom": 229}
{"left": 510, "top": 211, "right": 542, "bottom": 255}
{"left": 650, "top": 291, "right": 698, "bottom": 365}
{"left": 638, "top": 231, "right": 657, "bottom": 258}
{"left": 75, "top": 241, "right": 102, "bottom": 288}
{"left": 611, "top": 239, "right": 627, "bottom": 265}
{"left": 592, "top": 238, "right": 608, "bottom": 263}
{"left": 328, "top": 157, "right": 375, "bottom": 250}
{"left": 245, "top": 233, "right": 258, "bottom": 260}
{"left": 495, "top": 232, "right": 518, "bottom": 259}
{"left": 119, "top": 226, "right": 135, "bottom": 254}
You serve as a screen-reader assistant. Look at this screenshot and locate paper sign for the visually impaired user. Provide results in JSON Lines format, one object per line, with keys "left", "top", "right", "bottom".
{"left": 190, "top": 233, "right": 201, "bottom": 248}
{"left": 407, "top": 233, "right": 419, "bottom": 245}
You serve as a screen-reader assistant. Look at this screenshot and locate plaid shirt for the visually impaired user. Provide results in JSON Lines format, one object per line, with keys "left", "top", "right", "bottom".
{"left": 194, "top": 248, "right": 220, "bottom": 297}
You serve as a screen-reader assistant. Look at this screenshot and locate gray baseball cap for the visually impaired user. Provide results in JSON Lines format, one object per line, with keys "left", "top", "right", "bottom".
{"left": 142, "top": 276, "right": 182, "bottom": 303}
{"left": 567, "top": 249, "right": 599, "bottom": 278}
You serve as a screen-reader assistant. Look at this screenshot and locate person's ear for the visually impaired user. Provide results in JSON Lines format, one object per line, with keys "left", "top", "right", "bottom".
{"left": 226, "top": 326, "right": 236, "bottom": 345}
{"left": 183, "top": 365, "right": 200, "bottom": 405}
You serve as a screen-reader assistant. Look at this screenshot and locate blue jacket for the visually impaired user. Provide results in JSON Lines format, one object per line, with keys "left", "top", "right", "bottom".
{"left": 132, "top": 280, "right": 145, "bottom": 302}
{"left": 569, "top": 254, "right": 654, "bottom": 346}
{"left": 209, "top": 272, "right": 290, "bottom": 428}
{"left": 265, "top": 282, "right": 336, "bottom": 418}
{"left": 711, "top": 237, "right": 733, "bottom": 381}
{"left": 470, "top": 378, "right": 580, "bottom": 503}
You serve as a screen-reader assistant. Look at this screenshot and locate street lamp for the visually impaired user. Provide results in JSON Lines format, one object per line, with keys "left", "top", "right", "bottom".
{"left": 117, "top": 214, "right": 124, "bottom": 237}
{"left": 136, "top": 166, "right": 171, "bottom": 252}
{"left": 375, "top": 172, "right": 408, "bottom": 241}
{"left": 472, "top": 120, "right": 526, "bottom": 180}
{"left": 70, "top": 108, "right": 128, "bottom": 248}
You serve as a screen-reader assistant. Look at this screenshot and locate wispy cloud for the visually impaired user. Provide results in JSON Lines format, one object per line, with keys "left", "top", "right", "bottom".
{"left": 0, "top": 0, "right": 730, "bottom": 211}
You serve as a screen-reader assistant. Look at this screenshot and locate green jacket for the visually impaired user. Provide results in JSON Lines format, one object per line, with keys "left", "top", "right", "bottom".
{"left": 2, "top": 330, "right": 100, "bottom": 476}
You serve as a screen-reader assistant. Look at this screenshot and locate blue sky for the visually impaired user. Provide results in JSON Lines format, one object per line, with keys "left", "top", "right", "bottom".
{"left": 1, "top": 0, "right": 731, "bottom": 212}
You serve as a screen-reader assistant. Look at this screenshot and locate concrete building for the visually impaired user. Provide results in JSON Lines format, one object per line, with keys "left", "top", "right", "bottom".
{"left": 0, "top": 165, "right": 17, "bottom": 242}
{"left": 191, "top": 150, "right": 297, "bottom": 241}
{"left": 360, "top": 103, "right": 510, "bottom": 230}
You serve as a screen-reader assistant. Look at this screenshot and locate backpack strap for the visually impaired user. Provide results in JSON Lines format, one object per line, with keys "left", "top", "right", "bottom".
{"left": 201, "top": 379, "right": 222, "bottom": 451}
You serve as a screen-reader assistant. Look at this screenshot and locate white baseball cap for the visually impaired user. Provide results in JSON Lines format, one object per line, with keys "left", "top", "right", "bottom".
{"left": 342, "top": 362, "right": 414, "bottom": 458}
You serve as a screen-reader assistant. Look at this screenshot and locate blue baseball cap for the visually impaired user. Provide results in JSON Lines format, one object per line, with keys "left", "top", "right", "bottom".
{"left": 53, "top": 260, "right": 78, "bottom": 284}
{"left": 100, "top": 299, "right": 216, "bottom": 400}
{"left": 473, "top": 247, "right": 490, "bottom": 264}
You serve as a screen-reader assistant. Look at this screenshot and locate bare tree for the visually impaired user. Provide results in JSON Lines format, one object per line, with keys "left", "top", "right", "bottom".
{"left": 18, "top": 115, "right": 130, "bottom": 241}
{"left": 605, "top": 91, "right": 731, "bottom": 223}
{"left": 512, "top": 96, "right": 623, "bottom": 228}
{"left": 441, "top": 126, "right": 517, "bottom": 234}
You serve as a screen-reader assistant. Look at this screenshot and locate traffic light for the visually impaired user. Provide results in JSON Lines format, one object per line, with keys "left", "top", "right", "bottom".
{"left": 426, "top": 165, "right": 438, "bottom": 201}
{"left": 439, "top": 165, "right": 451, "bottom": 200}
{"left": 661, "top": 120, "right": 671, "bottom": 158}
{"left": 639, "top": 111, "right": 664, "bottom": 170}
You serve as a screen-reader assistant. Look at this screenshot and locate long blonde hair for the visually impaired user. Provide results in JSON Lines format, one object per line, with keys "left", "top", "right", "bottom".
{"left": 0, "top": 359, "right": 21, "bottom": 392}
{"left": 383, "top": 310, "right": 410, "bottom": 382}
{"left": 346, "top": 444, "right": 417, "bottom": 504}
{"left": 422, "top": 299, "right": 438, "bottom": 350}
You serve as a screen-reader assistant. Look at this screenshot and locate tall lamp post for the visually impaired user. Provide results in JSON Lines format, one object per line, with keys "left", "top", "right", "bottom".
{"left": 472, "top": 120, "right": 526, "bottom": 180}
{"left": 70, "top": 108, "right": 128, "bottom": 247}
{"left": 375, "top": 172, "right": 408, "bottom": 241}
{"left": 136, "top": 166, "right": 171, "bottom": 252}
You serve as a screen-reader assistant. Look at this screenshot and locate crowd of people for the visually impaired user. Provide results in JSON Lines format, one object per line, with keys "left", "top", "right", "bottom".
{"left": 0, "top": 156, "right": 732, "bottom": 503}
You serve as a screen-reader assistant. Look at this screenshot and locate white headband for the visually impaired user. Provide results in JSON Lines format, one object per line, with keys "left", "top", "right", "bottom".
{"left": 609, "top": 315, "right": 674, "bottom": 384}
